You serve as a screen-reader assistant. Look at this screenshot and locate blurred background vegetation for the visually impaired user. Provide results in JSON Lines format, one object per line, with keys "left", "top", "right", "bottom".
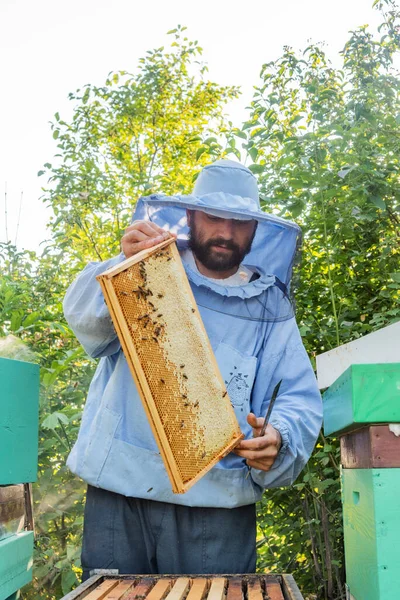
{"left": 1, "top": 2, "right": 400, "bottom": 598}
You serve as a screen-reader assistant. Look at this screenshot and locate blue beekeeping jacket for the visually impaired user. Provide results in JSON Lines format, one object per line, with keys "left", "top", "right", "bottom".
{"left": 64, "top": 160, "right": 322, "bottom": 508}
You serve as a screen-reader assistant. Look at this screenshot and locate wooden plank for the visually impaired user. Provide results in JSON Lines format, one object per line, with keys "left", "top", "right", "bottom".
{"left": 0, "top": 484, "right": 25, "bottom": 539}
{"left": 225, "top": 578, "right": 242, "bottom": 600}
{"left": 341, "top": 425, "right": 400, "bottom": 469}
{"left": 106, "top": 580, "right": 136, "bottom": 599}
{"left": 124, "top": 580, "right": 155, "bottom": 600}
{"left": 281, "top": 574, "right": 305, "bottom": 600}
{"left": 186, "top": 579, "right": 209, "bottom": 600}
{"left": 207, "top": 578, "right": 226, "bottom": 600}
{"left": 83, "top": 579, "right": 121, "bottom": 600}
{"left": 316, "top": 321, "right": 400, "bottom": 389}
{"left": 247, "top": 577, "right": 263, "bottom": 600}
{"left": 145, "top": 579, "right": 173, "bottom": 600}
{"left": 265, "top": 577, "right": 284, "bottom": 600}
{"left": 164, "top": 578, "right": 191, "bottom": 600}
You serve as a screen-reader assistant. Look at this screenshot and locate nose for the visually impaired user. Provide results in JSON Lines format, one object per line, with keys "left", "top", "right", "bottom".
{"left": 216, "top": 219, "right": 235, "bottom": 239}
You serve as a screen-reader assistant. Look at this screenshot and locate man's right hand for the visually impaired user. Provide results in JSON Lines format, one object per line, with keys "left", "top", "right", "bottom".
{"left": 121, "top": 221, "right": 176, "bottom": 258}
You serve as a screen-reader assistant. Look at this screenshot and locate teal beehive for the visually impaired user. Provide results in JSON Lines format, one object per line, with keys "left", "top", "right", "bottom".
{"left": 342, "top": 468, "right": 400, "bottom": 600}
{"left": 322, "top": 363, "right": 400, "bottom": 436}
{"left": 0, "top": 357, "right": 39, "bottom": 485}
{"left": 0, "top": 357, "right": 39, "bottom": 600}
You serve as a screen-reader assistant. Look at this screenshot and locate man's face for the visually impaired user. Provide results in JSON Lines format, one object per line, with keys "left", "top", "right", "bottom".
{"left": 187, "top": 210, "right": 257, "bottom": 274}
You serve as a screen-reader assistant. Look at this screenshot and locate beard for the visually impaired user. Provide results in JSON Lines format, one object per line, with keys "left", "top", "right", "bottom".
{"left": 188, "top": 220, "right": 256, "bottom": 273}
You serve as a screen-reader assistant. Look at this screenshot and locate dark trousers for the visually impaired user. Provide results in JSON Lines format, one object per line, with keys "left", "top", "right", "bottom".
{"left": 82, "top": 485, "right": 256, "bottom": 580}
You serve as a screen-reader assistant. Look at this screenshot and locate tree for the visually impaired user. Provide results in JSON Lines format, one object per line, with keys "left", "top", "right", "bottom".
{"left": 39, "top": 26, "right": 239, "bottom": 270}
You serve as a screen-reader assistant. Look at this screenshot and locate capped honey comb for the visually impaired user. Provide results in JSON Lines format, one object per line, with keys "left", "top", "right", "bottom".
{"left": 97, "top": 238, "right": 243, "bottom": 494}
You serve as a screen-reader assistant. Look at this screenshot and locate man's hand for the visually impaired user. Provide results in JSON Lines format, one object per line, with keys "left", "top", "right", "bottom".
{"left": 121, "top": 221, "right": 176, "bottom": 258}
{"left": 233, "top": 413, "right": 282, "bottom": 471}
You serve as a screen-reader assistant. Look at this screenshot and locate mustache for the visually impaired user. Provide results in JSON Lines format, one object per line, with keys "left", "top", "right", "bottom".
{"left": 205, "top": 238, "right": 239, "bottom": 252}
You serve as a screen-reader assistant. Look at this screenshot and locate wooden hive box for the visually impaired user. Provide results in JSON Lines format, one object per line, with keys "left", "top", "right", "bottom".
{"left": 97, "top": 239, "right": 243, "bottom": 494}
{"left": 322, "top": 363, "right": 400, "bottom": 437}
{"left": 0, "top": 358, "right": 38, "bottom": 600}
{"left": 60, "top": 573, "right": 305, "bottom": 600}
{"left": 342, "top": 468, "right": 400, "bottom": 600}
{"left": 341, "top": 424, "right": 400, "bottom": 469}
{"left": 0, "top": 357, "right": 39, "bottom": 485}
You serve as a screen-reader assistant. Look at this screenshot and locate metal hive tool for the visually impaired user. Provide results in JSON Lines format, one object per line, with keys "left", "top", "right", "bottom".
{"left": 97, "top": 238, "right": 243, "bottom": 494}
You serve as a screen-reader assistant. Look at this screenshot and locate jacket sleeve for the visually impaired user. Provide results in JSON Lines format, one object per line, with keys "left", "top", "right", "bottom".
{"left": 249, "top": 318, "right": 322, "bottom": 489}
{"left": 63, "top": 254, "right": 126, "bottom": 359}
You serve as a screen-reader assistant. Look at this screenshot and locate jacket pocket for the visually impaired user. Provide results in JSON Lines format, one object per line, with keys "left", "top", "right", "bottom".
{"left": 214, "top": 342, "right": 257, "bottom": 434}
{"left": 82, "top": 406, "right": 122, "bottom": 486}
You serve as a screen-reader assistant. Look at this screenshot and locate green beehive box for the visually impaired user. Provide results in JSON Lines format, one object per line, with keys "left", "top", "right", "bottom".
{"left": 0, "top": 357, "right": 39, "bottom": 485}
{"left": 322, "top": 363, "right": 400, "bottom": 436}
{"left": 342, "top": 468, "right": 400, "bottom": 600}
{"left": 0, "top": 531, "right": 34, "bottom": 600}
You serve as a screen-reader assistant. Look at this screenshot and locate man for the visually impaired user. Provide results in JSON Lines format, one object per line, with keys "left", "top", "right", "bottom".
{"left": 64, "top": 159, "right": 322, "bottom": 579}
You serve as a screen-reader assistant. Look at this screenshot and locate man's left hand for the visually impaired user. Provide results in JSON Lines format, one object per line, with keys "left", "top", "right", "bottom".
{"left": 233, "top": 413, "right": 282, "bottom": 471}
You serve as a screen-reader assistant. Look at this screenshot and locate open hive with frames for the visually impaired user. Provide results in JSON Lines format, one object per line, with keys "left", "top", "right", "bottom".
{"left": 97, "top": 238, "right": 243, "bottom": 494}
{"left": 61, "top": 573, "right": 305, "bottom": 600}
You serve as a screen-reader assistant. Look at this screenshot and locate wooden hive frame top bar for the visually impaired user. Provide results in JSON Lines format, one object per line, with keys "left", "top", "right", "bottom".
{"left": 97, "top": 239, "right": 243, "bottom": 494}
{"left": 62, "top": 574, "right": 305, "bottom": 600}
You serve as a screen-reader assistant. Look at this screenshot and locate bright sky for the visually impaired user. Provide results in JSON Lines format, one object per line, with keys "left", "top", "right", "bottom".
{"left": 0, "top": 0, "right": 381, "bottom": 253}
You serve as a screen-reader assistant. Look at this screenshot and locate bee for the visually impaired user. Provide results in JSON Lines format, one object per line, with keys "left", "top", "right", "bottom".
{"left": 120, "top": 291, "right": 129, "bottom": 296}
{"left": 194, "top": 401, "right": 199, "bottom": 408}
{"left": 191, "top": 308, "right": 196, "bottom": 313}
{"left": 182, "top": 394, "right": 187, "bottom": 399}
{"left": 152, "top": 337, "right": 159, "bottom": 343}
{"left": 148, "top": 301, "right": 155, "bottom": 308}
{"left": 180, "top": 364, "right": 185, "bottom": 369}
{"left": 180, "top": 421, "right": 185, "bottom": 428}
{"left": 184, "top": 402, "right": 189, "bottom": 407}
{"left": 138, "top": 314, "right": 149, "bottom": 320}
{"left": 141, "top": 336, "right": 149, "bottom": 341}
{"left": 182, "top": 374, "right": 188, "bottom": 380}
{"left": 157, "top": 294, "right": 164, "bottom": 299}
{"left": 157, "top": 314, "right": 163, "bottom": 318}
{"left": 160, "top": 378, "right": 165, "bottom": 384}
{"left": 222, "top": 391, "right": 228, "bottom": 398}
{"left": 201, "top": 452, "right": 206, "bottom": 459}
{"left": 154, "top": 327, "right": 161, "bottom": 337}
{"left": 167, "top": 257, "right": 172, "bottom": 261}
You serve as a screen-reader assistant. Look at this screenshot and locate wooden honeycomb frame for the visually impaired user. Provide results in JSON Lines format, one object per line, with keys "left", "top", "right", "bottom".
{"left": 97, "top": 238, "right": 243, "bottom": 494}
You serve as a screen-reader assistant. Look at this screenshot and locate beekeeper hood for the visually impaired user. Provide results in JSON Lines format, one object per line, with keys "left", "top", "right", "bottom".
{"left": 132, "top": 159, "right": 301, "bottom": 322}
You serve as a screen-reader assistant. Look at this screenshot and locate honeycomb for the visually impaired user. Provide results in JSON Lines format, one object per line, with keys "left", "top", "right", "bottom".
{"left": 97, "top": 240, "right": 243, "bottom": 493}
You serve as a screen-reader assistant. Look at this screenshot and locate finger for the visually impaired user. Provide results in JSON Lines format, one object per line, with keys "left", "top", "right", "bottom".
{"left": 235, "top": 426, "right": 280, "bottom": 450}
{"left": 235, "top": 436, "right": 276, "bottom": 451}
{"left": 246, "top": 459, "right": 273, "bottom": 471}
{"left": 247, "top": 413, "right": 265, "bottom": 433}
{"left": 122, "top": 236, "right": 165, "bottom": 258}
{"left": 233, "top": 446, "right": 279, "bottom": 462}
{"left": 125, "top": 221, "right": 167, "bottom": 237}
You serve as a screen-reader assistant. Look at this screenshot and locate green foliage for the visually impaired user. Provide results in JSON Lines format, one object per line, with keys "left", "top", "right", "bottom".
{"left": 40, "top": 27, "right": 239, "bottom": 270}
{"left": 2, "top": 5, "right": 400, "bottom": 599}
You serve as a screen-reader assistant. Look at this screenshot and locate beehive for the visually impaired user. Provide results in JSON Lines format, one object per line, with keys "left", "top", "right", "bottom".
{"left": 97, "top": 239, "right": 243, "bottom": 494}
{"left": 61, "top": 574, "right": 305, "bottom": 600}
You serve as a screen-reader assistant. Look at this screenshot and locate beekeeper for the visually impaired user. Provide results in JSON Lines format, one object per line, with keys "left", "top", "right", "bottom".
{"left": 64, "top": 159, "right": 322, "bottom": 579}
